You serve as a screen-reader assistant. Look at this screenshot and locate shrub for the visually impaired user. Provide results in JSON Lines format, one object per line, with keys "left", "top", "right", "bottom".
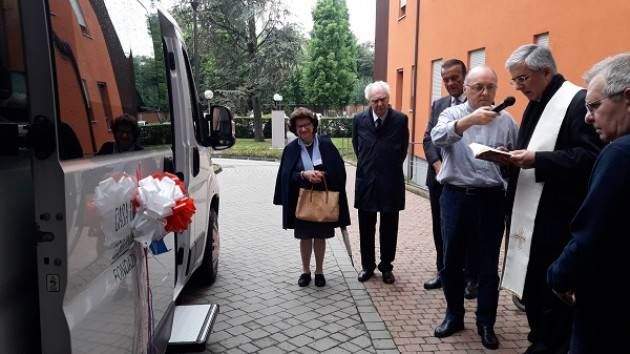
{"left": 233, "top": 117, "right": 352, "bottom": 138}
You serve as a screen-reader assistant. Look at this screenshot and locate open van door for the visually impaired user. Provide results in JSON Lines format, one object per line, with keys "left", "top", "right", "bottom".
{"left": 21, "top": 1, "right": 178, "bottom": 353}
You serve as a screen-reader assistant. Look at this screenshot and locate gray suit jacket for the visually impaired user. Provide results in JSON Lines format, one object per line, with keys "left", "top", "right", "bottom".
{"left": 422, "top": 96, "right": 451, "bottom": 188}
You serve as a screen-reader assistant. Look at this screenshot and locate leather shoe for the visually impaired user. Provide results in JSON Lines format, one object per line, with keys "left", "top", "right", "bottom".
{"left": 424, "top": 276, "right": 441, "bottom": 290}
{"left": 434, "top": 318, "right": 464, "bottom": 338}
{"left": 477, "top": 324, "right": 499, "bottom": 350}
{"left": 382, "top": 271, "right": 395, "bottom": 284}
{"left": 464, "top": 280, "right": 478, "bottom": 299}
{"left": 314, "top": 273, "right": 326, "bottom": 287}
{"left": 298, "top": 273, "right": 311, "bottom": 287}
{"left": 523, "top": 342, "right": 551, "bottom": 354}
{"left": 357, "top": 270, "right": 373, "bottom": 282}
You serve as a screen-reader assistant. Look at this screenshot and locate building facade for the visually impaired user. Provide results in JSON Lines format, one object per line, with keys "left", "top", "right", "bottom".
{"left": 376, "top": 0, "right": 630, "bottom": 186}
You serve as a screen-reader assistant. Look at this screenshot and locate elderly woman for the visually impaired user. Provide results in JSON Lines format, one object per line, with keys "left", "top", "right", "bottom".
{"left": 273, "top": 107, "right": 350, "bottom": 287}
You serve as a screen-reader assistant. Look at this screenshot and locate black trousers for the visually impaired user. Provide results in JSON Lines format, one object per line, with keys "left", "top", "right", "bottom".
{"left": 428, "top": 182, "right": 444, "bottom": 272}
{"left": 429, "top": 182, "right": 479, "bottom": 280}
{"left": 523, "top": 246, "right": 572, "bottom": 352}
{"left": 358, "top": 209, "right": 399, "bottom": 273}
{"left": 440, "top": 184, "right": 505, "bottom": 326}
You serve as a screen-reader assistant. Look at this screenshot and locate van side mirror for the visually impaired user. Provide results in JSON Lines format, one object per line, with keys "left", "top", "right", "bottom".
{"left": 204, "top": 105, "right": 235, "bottom": 150}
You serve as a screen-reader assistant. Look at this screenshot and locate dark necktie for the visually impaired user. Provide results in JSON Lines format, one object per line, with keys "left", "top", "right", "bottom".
{"left": 375, "top": 118, "right": 382, "bottom": 129}
{"left": 453, "top": 97, "right": 461, "bottom": 106}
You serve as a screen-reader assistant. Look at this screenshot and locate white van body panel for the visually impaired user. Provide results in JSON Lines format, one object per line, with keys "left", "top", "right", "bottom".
{"left": 59, "top": 149, "right": 175, "bottom": 353}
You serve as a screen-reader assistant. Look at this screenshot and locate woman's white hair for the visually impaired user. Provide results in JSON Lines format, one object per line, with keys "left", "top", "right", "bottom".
{"left": 364, "top": 81, "right": 391, "bottom": 100}
{"left": 505, "top": 44, "right": 557, "bottom": 74}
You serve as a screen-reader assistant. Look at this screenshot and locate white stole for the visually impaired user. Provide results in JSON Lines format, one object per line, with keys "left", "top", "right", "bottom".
{"left": 501, "top": 81, "right": 582, "bottom": 298}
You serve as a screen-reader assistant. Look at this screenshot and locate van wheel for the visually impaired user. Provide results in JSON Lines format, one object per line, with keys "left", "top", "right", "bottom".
{"left": 196, "top": 209, "right": 218, "bottom": 285}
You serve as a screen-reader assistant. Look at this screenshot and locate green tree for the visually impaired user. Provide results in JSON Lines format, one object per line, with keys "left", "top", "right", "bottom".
{"left": 352, "top": 41, "right": 374, "bottom": 104}
{"left": 172, "top": 0, "right": 304, "bottom": 141}
{"left": 303, "top": 0, "right": 358, "bottom": 111}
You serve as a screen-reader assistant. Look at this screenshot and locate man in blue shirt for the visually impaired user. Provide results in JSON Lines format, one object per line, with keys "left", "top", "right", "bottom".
{"left": 431, "top": 65, "right": 518, "bottom": 350}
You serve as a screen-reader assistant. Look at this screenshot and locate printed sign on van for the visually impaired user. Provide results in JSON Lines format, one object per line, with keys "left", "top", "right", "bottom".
{"left": 93, "top": 175, "right": 136, "bottom": 248}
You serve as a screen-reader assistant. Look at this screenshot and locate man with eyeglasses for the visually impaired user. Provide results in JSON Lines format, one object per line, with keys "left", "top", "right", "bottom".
{"left": 422, "top": 59, "right": 480, "bottom": 299}
{"left": 352, "top": 81, "right": 409, "bottom": 285}
{"left": 431, "top": 65, "right": 518, "bottom": 350}
{"left": 501, "top": 44, "right": 603, "bottom": 354}
{"left": 547, "top": 52, "right": 630, "bottom": 354}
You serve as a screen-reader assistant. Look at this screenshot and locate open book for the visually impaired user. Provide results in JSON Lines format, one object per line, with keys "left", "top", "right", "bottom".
{"left": 469, "top": 143, "right": 511, "bottom": 164}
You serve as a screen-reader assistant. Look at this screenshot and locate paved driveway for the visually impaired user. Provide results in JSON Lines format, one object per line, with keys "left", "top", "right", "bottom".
{"left": 180, "top": 158, "right": 530, "bottom": 353}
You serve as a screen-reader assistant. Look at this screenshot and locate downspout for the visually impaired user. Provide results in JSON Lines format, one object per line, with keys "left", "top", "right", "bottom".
{"left": 409, "top": 0, "right": 421, "bottom": 181}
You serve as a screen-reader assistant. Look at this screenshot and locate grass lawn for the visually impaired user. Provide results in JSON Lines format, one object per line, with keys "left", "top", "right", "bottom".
{"left": 213, "top": 137, "right": 356, "bottom": 162}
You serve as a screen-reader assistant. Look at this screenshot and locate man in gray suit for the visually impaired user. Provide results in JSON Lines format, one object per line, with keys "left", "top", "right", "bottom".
{"left": 423, "top": 59, "right": 479, "bottom": 299}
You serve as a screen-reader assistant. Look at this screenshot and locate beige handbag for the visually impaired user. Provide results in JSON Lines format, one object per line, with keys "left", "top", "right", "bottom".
{"left": 295, "top": 176, "right": 339, "bottom": 223}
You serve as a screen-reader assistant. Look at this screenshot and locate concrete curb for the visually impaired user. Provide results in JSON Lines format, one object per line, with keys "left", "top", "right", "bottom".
{"left": 330, "top": 233, "right": 401, "bottom": 354}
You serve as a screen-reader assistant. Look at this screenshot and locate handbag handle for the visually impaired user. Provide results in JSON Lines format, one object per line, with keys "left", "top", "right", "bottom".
{"left": 308, "top": 175, "right": 329, "bottom": 203}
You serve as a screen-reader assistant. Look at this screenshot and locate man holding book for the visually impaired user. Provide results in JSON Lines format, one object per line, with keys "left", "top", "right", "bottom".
{"left": 430, "top": 65, "right": 518, "bottom": 350}
{"left": 501, "top": 44, "right": 603, "bottom": 354}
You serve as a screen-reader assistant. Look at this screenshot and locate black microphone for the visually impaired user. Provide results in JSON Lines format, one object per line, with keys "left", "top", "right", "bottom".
{"left": 491, "top": 96, "right": 516, "bottom": 112}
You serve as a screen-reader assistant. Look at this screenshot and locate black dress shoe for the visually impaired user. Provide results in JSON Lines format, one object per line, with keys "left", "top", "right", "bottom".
{"left": 382, "top": 271, "right": 395, "bottom": 284}
{"left": 477, "top": 324, "right": 499, "bottom": 350}
{"left": 464, "top": 280, "right": 478, "bottom": 299}
{"left": 357, "top": 270, "right": 373, "bottom": 282}
{"left": 434, "top": 318, "right": 464, "bottom": 338}
{"left": 298, "top": 273, "right": 311, "bottom": 287}
{"left": 424, "top": 276, "right": 442, "bottom": 290}
{"left": 523, "top": 342, "right": 551, "bottom": 354}
{"left": 314, "top": 273, "right": 326, "bottom": 287}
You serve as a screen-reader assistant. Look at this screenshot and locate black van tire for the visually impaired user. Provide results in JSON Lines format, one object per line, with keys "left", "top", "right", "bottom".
{"left": 196, "top": 208, "right": 218, "bottom": 285}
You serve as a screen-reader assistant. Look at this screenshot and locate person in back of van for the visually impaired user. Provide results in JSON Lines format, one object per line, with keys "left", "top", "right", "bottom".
{"left": 273, "top": 107, "right": 350, "bottom": 287}
{"left": 97, "top": 113, "right": 144, "bottom": 155}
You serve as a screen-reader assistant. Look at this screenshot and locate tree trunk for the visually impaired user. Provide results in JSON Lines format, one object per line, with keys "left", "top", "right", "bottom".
{"left": 251, "top": 93, "right": 264, "bottom": 141}
{"left": 247, "top": 14, "right": 264, "bottom": 142}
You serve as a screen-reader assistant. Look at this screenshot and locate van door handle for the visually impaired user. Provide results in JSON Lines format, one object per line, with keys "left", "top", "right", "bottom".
{"left": 192, "top": 147, "right": 200, "bottom": 177}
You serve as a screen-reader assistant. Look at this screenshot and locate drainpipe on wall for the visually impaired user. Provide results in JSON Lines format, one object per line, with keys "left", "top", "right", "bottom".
{"left": 408, "top": 0, "right": 421, "bottom": 181}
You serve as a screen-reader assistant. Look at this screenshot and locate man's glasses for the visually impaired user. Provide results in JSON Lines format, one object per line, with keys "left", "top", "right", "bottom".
{"left": 585, "top": 90, "right": 626, "bottom": 115}
{"left": 510, "top": 74, "right": 530, "bottom": 86}
{"left": 466, "top": 83, "right": 497, "bottom": 93}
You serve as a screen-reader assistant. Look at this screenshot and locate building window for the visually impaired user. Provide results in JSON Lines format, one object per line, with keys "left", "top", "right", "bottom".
{"left": 399, "top": 0, "right": 407, "bottom": 18}
{"left": 431, "top": 59, "right": 443, "bottom": 103}
{"left": 410, "top": 65, "right": 416, "bottom": 109}
{"left": 535, "top": 32, "right": 550, "bottom": 47}
{"left": 468, "top": 48, "right": 486, "bottom": 69}
{"left": 97, "top": 82, "right": 113, "bottom": 130}
{"left": 396, "top": 69, "right": 404, "bottom": 111}
{"left": 68, "top": 0, "right": 88, "bottom": 33}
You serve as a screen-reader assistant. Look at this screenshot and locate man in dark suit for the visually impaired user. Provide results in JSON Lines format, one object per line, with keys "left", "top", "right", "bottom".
{"left": 502, "top": 44, "right": 603, "bottom": 354}
{"left": 423, "top": 59, "right": 480, "bottom": 297}
{"left": 352, "top": 81, "right": 409, "bottom": 284}
{"left": 548, "top": 52, "right": 630, "bottom": 354}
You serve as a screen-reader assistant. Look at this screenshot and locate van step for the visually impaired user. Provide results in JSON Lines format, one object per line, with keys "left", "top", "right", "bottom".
{"left": 167, "top": 304, "right": 219, "bottom": 353}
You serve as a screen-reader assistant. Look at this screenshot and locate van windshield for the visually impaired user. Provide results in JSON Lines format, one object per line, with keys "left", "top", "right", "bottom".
{"left": 48, "top": 0, "right": 172, "bottom": 159}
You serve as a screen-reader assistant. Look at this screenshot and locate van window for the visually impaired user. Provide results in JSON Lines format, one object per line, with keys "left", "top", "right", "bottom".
{"left": 0, "top": 0, "right": 28, "bottom": 124}
{"left": 48, "top": 0, "right": 172, "bottom": 159}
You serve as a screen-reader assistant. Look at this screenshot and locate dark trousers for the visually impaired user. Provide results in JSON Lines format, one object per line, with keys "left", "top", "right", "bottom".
{"left": 428, "top": 183, "right": 444, "bottom": 272}
{"left": 523, "top": 247, "right": 572, "bottom": 352}
{"left": 358, "top": 209, "right": 399, "bottom": 273}
{"left": 440, "top": 184, "right": 505, "bottom": 326}
{"left": 429, "top": 182, "right": 479, "bottom": 279}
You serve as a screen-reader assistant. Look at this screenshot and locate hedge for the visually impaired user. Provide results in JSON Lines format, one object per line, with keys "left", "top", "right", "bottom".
{"left": 233, "top": 117, "right": 353, "bottom": 138}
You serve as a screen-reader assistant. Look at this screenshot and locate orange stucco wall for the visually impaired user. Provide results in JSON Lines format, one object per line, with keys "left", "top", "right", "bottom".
{"left": 386, "top": 0, "right": 630, "bottom": 159}
{"left": 49, "top": 0, "right": 123, "bottom": 155}
{"left": 387, "top": 1, "right": 417, "bottom": 117}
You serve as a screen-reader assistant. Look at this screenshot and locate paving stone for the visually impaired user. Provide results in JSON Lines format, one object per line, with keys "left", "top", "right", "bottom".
{"left": 177, "top": 159, "right": 529, "bottom": 354}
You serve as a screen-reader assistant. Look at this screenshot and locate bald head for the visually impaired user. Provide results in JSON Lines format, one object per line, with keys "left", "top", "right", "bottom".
{"left": 464, "top": 65, "right": 499, "bottom": 108}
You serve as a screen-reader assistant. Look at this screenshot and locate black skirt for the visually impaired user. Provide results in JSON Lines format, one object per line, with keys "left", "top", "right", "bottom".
{"left": 293, "top": 219, "right": 335, "bottom": 239}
